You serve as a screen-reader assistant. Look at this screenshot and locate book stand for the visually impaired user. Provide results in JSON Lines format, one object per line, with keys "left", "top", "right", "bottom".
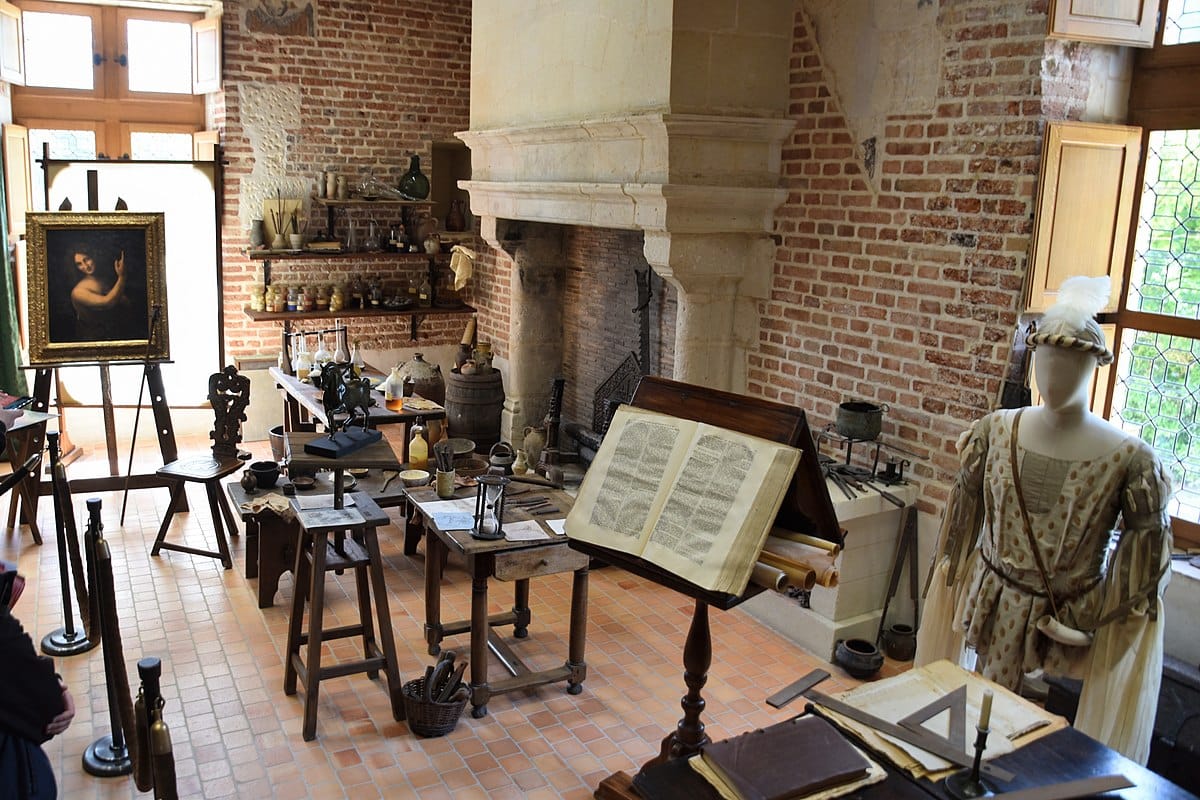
{"left": 571, "top": 376, "right": 840, "bottom": 789}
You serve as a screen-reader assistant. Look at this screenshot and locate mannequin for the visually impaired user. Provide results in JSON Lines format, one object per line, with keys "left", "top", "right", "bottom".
{"left": 914, "top": 276, "right": 1172, "bottom": 763}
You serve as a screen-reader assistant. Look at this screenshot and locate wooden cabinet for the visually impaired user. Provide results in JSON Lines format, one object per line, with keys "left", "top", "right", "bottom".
{"left": 1048, "top": 0, "right": 1158, "bottom": 47}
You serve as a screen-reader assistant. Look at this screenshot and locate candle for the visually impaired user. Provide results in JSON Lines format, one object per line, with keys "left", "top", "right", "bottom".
{"left": 979, "top": 689, "right": 993, "bottom": 730}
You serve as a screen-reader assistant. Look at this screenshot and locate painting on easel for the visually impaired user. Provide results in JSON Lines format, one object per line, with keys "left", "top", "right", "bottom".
{"left": 25, "top": 212, "right": 170, "bottom": 365}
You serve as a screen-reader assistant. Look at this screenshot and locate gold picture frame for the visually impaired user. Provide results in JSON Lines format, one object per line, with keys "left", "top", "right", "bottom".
{"left": 26, "top": 211, "right": 170, "bottom": 365}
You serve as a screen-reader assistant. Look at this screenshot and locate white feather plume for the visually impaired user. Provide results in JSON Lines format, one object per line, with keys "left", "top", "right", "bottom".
{"left": 1039, "top": 275, "right": 1110, "bottom": 336}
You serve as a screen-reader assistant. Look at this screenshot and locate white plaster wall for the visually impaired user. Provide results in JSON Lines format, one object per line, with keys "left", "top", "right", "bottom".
{"left": 1083, "top": 44, "right": 1133, "bottom": 123}
{"left": 470, "top": 0, "right": 673, "bottom": 130}
{"left": 237, "top": 82, "right": 309, "bottom": 234}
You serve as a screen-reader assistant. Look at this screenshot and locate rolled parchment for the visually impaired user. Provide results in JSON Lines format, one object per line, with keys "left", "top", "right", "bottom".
{"left": 757, "top": 551, "right": 816, "bottom": 591}
{"left": 751, "top": 561, "right": 788, "bottom": 592}
{"left": 762, "top": 537, "right": 839, "bottom": 588}
{"left": 769, "top": 526, "right": 841, "bottom": 555}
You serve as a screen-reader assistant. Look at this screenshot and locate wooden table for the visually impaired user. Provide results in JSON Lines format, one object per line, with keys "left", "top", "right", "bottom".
{"left": 607, "top": 715, "right": 1198, "bottom": 800}
{"left": 410, "top": 484, "right": 589, "bottom": 718}
{"left": 269, "top": 366, "right": 445, "bottom": 462}
{"left": 2, "top": 410, "right": 54, "bottom": 544}
{"left": 225, "top": 464, "right": 410, "bottom": 608}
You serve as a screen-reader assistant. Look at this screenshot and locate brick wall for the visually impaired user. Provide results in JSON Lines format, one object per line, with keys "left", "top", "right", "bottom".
{"left": 218, "top": 0, "right": 472, "bottom": 363}
{"left": 559, "top": 226, "right": 675, "bottom": 430}
{"left": 751, "top": 0, "right": 1096, "bottom": 510}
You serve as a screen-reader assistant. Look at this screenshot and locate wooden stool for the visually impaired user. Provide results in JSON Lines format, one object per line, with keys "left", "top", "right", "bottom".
{"left": 283, "top": 492, "right": 405, "bottom": 740}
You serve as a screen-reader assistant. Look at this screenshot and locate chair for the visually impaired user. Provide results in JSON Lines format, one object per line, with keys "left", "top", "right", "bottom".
{"left": 151, "top": 365, "right": 250, "bottom": 570}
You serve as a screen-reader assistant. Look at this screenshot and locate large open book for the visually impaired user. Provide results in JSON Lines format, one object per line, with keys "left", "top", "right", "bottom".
{"left": 565, "top": 405, "right": 801, "bottom": 596}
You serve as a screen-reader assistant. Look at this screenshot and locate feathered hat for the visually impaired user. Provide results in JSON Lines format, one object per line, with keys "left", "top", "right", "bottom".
{"left": 1026, "top": 275, "right": 1115, "bottom": 365}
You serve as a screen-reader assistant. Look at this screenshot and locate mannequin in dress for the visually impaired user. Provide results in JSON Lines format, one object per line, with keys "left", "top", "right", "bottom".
{"left": 914, "top": 276, "right": 1172, "bottom": 763}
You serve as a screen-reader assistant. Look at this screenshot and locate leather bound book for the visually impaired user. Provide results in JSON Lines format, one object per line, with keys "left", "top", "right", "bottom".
{"left": 699, "top": 715, "right": 870, "bottom": 800}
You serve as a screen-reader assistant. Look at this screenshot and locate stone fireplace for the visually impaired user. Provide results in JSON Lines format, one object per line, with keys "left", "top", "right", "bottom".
{"left": 459, "top": 1, "right": 796, "bottom": 442}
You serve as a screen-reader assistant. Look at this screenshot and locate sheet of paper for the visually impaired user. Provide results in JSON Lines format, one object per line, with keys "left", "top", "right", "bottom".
{"left": 297, "top": 507, "right": 364, "bottom": 528}
{"left": 432, "top": 511, "right": 475, "bottom": 531}
{"left": 545, "top": 518, "right": 567, "bottom": 536}
{"left": 294, "top": 493, "right": 356, "bottom": 510}
{"left": 503, "top": 520, "right": 550, "bottom": 541}
{"left": 416, "top": 498, "right": 476, "bottom": 515}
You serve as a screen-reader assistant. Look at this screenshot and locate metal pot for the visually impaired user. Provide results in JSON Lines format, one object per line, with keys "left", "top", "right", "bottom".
{"left": 835, "top": 400, "right": 889, "bottom": 441}
{"left": 834, "top": 638, "right": 883, "bottom": 679}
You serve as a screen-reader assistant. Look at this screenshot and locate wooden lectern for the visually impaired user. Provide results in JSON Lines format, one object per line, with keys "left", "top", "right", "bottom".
{"left": 568, "top": 376, "right": 840, "bottom": 796}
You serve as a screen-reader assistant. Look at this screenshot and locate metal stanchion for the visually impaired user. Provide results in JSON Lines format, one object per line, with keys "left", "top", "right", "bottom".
{"left": 81, "top": 498, "right": 133, "bottom": 777}
{"left": 40, "top": 432, "right": 95, "bottom": 656}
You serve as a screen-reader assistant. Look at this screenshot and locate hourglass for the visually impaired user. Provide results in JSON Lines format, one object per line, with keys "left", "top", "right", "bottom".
{"left": 471, "top": 474, "right": 510, "bottom": 540}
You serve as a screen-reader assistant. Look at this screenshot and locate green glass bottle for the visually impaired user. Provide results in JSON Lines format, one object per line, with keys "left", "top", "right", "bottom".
{"left": 398, "top": 154, "right": 430, "bottom": 200}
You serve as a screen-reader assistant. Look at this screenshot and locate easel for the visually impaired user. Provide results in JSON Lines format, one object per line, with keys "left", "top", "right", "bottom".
{"left": 573, "top": 377, "right": 841, "bottom": 797}
{"left": 29, "top": 361, "right": 183, "bottom": 501}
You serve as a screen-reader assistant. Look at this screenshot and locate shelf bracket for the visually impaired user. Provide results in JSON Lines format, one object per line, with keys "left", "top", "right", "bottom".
{"left": 410, "top": 314, "right": 422, "bottom": 341}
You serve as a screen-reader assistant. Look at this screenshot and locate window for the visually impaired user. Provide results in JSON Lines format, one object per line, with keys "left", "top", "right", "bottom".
{"left": 1112, "top": 0, "right": 1200, "bottom": 544}
{"left": 10, "top": 1, "right": 214, "bottom": 163}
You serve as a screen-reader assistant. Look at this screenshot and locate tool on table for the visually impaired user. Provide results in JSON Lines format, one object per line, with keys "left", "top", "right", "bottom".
{"left": 766, "top": 668, "right": 829, "bottom": 709}
{"left": 433, "top": 441, "right": 455, "bottom": 473}
{"left": 804, "top": 689, "right": 1016, "bottom": 782}
{"left": 380, "top": 469, "right": 400, "bottom": 492}
{"left": 863, "top": 478, "right": 905, "bottom": 507}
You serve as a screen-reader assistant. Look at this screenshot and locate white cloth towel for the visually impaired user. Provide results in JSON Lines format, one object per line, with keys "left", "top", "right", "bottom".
{"left": 449, "top": 245, "right": 475, "bottom": 291}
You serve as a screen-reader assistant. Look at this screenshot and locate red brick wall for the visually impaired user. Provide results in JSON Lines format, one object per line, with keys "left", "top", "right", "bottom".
{"left": 751, "top": 1, "right": 1095, "bottom": 509}
{"left": 217, "top": 0, "right": 472, "bottom": 362}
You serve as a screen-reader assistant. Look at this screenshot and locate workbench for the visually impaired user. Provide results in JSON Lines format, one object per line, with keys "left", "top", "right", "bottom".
{"left": 409, "top": 484, "right": 588, "bottom": 719}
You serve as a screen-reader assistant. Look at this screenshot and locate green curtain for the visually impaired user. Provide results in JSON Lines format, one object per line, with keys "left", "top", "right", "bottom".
{"left": 0, "top": 165, "right": 28, "bottom": 396}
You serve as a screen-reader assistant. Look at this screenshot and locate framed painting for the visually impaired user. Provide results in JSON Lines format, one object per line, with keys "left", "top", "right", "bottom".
{"left": 25, "top": 212, "right": 170, "bottom": 365}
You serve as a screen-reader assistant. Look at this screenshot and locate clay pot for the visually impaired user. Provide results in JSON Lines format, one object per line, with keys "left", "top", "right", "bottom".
{"left": 881, "top": 623, "right": 917, "bottom": 662}
{"left": 240, "top": 470, "right": 258, "bottom": 494}
{"left": 522, "top": 425, "right": 546, "bottom": 468}
{"left": 834, "top": 638, "right": 883, "bottom": 679}
{"left": 249, "top": 460, "right": 281, "bottom": 489}
{"left": 398, "top": 352, "right": 445, "bottom": 405}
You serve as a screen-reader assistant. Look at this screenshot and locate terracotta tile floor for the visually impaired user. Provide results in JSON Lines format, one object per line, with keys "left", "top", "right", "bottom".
{"left": 2, "top": 427, "right": 886, "bottom": 799}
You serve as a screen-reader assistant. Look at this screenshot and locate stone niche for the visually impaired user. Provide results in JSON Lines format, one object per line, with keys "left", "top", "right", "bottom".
{"left": 460, "top": 0, "right": 796, "bottom": 442}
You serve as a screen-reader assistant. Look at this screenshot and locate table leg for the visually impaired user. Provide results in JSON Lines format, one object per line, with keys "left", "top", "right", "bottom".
{"left": 5, "top": 428, "right": 44, "bottom": 544}
{"left": 566, "top": 564, "right": 589, "bottom": 694}
{"left": 423, "top": 530, "right": 445, "bottom": 656}
{"left": 469, "top": 565, "right": 490, "bottom": 718}
{"left": 513, "top": 578, "right": 530, "bottom": 638}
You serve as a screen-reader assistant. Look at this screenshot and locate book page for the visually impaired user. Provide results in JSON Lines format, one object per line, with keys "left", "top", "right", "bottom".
{"left": 640, "top": 426, "right": 799, "bottom": 594}
{"left": 565, "top": 407, "right": 694, "bottom": 555}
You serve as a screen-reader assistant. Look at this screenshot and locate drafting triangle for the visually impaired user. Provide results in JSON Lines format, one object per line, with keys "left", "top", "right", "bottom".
{"left": 897, "top": 684, "right": 968, "bottom": 752}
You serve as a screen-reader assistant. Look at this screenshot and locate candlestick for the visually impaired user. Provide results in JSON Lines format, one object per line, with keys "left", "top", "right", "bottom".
{"left": 979, "top": 690, "right": 993, "bottom": 730}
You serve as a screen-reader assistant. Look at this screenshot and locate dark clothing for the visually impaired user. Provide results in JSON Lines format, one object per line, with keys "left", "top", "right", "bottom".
{"left": 0, "top": 607, "right": 63, "bottom": 798}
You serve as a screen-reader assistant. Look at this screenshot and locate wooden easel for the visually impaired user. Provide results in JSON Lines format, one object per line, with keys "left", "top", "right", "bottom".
{"left": 30, "top": 361, "right": 183, "bottom": 500}
{"left": 572, "top": 377, "right": 841, "bottom": 797}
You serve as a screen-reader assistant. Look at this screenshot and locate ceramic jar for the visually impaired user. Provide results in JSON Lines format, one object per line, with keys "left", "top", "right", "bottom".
{"left": 398, "top": 352, "right": 445, "bottom": 404}
{"left": 834, "top": 638, "right": 883, "bottom": 679}
{"left": 522, "top": 425, "right": 546, "bottom": 468}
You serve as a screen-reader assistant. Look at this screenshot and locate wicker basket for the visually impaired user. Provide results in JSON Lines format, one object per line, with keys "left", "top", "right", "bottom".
{"left": 402, "top": 677, "right": 468, "bottom": 737}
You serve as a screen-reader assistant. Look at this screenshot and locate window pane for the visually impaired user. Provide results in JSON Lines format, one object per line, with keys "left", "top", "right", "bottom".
{"left": 1128, "top": 129, "right": 1200, "bottom": 322}
{"left": 1164, "top": 0, "right": 1200, "bottom": 45}
{"left": 23, "top": 11, "right": 94, "bottom": 90}
{"left": 1111, "top": 330, "right": 1200, "bottom": 525}
{"left": 126, "top": 19, "right": 192, "bottom": 94}
{"left": 130, "top": 131, "right": 193, "bottom": 160}
{"left": 28, "top": 129, "right": 97, "bottom": 211}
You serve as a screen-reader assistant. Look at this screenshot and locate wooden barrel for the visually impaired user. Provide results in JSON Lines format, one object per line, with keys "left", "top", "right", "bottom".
{"left": 443, "top": 369, "right": 504, "bottom": 452}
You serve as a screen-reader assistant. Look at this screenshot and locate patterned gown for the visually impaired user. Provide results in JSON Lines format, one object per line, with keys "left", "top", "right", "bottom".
{"left": 915, "top": 408, "right": 1172, "bottom": 762}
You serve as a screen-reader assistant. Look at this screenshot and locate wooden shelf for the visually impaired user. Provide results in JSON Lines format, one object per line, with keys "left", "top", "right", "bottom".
{"left": 243, "top": 304, "right": 475, "bottom": 340}
{"left": 247, "top": 249, "right": 446, "bottom": 261}
{"left": 313, "top": 197, "right": 433, "bottom": 207}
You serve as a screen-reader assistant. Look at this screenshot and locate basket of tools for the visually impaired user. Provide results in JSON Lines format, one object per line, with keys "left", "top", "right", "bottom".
{"left": 402, "top": 651, "right": 470, "bottom": 737}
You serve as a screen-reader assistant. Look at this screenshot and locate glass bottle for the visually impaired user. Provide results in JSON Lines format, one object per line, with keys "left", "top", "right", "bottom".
{"left": 333, "top": 322, "right": 350, "bottom": 363}
{"left": 294, "top": 334, "right": 312, "bottom": 380}
{"left": 286, "top": 286, "right": 299, "bottom": 312}
{"left": 384, "top": 365, "right": 403, "bottom": 410}
{"left": 313, "top": 333, "right": 331, "bottom": 366}
{"left": 316, "top": 285, "right": 330, "bottom": 312}
{"left": 408, "top": 417, "right": 429, "bottom": 471}
{"left": 349, "top": 276, "right": 364, "bottom": 309}
{"left": 418, "top": 274, "right": 432, "bottom": 307}
{"left": 398, "top": 154, "right": 430, "bottom": 200}
{"left": 350, "top": 340, "right": 365, "bottom": 372}
{"left": 329, "top": 284, "right": 345, "bottom": 312}
{"left": 369, "top": 279, "right": 384, "bottom": 308}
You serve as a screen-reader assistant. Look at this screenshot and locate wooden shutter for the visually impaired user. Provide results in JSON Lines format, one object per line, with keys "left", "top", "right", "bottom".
{"left": 0, "top": 1, "right": 23, "bottom": 85}
{"left": 191, "top": 15, "right": 220, "bottom": 94}
{"left": 1026, "top": 121, "right": 1142, "bottom": 313}
{"left": 192, "top": 129, "right": 218, "bottom": 160}
{"left": 1048, "top": 0, "right": 1158, "bottom": 48}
